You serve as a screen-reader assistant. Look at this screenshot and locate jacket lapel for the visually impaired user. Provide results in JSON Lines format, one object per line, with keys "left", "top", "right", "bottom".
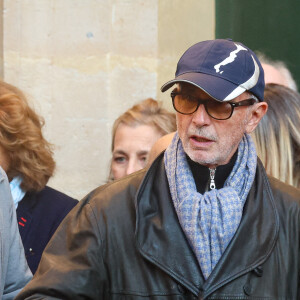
{"left": 135, "top": 154, "right": 204, "bottom": 296}
{"left": 16, "top": 192, "right": 36, "bottom": 243}
{"left": 136, "top": 156, "right": 279, "bottom": 298}
{"left": 202, "top": 161, "right": 279, "bottom": 297}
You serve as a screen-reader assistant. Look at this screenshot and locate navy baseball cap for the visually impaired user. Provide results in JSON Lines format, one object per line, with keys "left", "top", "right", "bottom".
{"left": 161, "top": 39, "right": 265, "bottom": 101}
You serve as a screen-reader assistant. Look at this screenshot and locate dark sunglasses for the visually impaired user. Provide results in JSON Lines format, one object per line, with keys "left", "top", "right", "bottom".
{"left": 171, "top": 91, "right": 258, "bottom": 120}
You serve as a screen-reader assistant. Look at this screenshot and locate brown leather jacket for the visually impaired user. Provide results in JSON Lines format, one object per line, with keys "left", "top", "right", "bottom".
{"left": 16, "top": 154, "right": 300, "bottom": 299}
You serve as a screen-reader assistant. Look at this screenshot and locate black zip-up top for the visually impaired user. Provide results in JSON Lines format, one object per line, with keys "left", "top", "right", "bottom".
{"left": 187, "top": 151, "right": 238, "bottom": 194}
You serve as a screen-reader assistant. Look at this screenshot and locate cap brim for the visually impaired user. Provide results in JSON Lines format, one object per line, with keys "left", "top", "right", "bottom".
{"left": 161, "top": 72, "right": 246, "bottom": 101}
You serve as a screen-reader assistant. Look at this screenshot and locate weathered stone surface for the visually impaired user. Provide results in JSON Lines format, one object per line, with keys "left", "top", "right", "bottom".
{"left": 3, "top": 0, "right": 214, "bottom": 199}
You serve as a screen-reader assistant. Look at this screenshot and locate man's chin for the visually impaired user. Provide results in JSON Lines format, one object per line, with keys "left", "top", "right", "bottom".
{"left": 186, "top": 151, "right": 215, "bottom": 167}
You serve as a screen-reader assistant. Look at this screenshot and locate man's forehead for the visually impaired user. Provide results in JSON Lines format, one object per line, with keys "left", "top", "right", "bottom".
{"left": 261, "top": 63, "right": 289, "bottom": 86}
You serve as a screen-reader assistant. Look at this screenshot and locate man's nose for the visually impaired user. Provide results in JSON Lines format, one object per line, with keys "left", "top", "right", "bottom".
{"left": 191, "top": 103, "right": 211, "bottom": 126}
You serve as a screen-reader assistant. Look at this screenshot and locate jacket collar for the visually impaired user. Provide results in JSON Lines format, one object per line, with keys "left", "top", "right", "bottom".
{"left": 202, "top": 159, "right": 279, "bottom": 297}
{"left": 136, "top": 155, "right": 203, "bottom": 295}
{"left": 16, "top": 191, "right": 36, "bottom": 239}
{"left": 136, "top": 154, "right": 279, "bottom": 297}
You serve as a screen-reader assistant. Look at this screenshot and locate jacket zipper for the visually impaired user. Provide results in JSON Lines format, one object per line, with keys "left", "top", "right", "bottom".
{"left": 209, "top": 168, "right": 216, "bottom": 190}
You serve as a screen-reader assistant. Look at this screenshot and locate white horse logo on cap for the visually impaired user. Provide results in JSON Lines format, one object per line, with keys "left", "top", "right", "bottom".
{"left": 214, "top": 44, "right": 247, "bottom": 74}
{"left": 213, "top": 43, "right": 260, "bottom": 100}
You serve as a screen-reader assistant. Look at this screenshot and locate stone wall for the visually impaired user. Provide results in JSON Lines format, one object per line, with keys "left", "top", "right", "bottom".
{"left": 2, "top": 0, "right": 214, "bottom": 199}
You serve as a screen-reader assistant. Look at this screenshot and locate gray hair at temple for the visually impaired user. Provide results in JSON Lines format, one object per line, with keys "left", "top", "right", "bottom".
{"left": 257, "top": 52, "right": 298, "bottom": 92}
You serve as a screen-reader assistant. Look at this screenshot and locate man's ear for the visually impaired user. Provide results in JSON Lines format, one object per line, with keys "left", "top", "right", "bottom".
{"left": 245, "top": 102, "right": 268, "bottom": 133}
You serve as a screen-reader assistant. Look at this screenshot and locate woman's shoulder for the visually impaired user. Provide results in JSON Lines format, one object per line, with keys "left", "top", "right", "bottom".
{"left": 21, "top": 186, "right": 78, "bottom": 213}
{"left": 37, "top": 186, "right": 77, "bottom": 203}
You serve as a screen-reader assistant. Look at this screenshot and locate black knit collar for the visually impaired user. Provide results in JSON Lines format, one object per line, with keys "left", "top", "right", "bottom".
{"left": 187, "top": 151, "right": 238, "bottom": 194}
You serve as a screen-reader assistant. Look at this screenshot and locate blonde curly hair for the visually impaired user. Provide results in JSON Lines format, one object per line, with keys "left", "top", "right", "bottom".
{"left": 0, "top": 81, "right": 55, "bottom": 191}
{"left": 111, "top": 98, "right": 176, "bottom": 151}
{"left": 109, "top": 98, "right": 176, "bottom": 181}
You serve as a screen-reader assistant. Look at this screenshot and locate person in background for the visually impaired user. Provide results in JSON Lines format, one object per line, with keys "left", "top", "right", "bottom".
{"left": 0, "top": 80, "right": 78, "bottom": 274}
{"left": 0, "top": 166, "right": 32, "bottom": 299}
{"left": 257, "top": 52, "right": 298, "bottom": 91}
{"left": 252, "top": 83, "right": 300, "bottom": 188}
{"left": 109, "top": 98, "right": 176, "bottom": 180}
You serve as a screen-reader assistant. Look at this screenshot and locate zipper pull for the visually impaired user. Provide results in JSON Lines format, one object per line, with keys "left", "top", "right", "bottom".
{"left": 209, "top": 168, "right": 216, "bottom": 190}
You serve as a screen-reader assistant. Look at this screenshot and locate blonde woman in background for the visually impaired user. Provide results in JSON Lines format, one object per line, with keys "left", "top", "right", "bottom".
{"left": 109, "top": 98, "right": 176, "bottom": 181}
{"left": 252, "top": 83, "right": 300, "bottom": 188}
{"left": 0, "top": 81, "right": 78, "bottom": 274}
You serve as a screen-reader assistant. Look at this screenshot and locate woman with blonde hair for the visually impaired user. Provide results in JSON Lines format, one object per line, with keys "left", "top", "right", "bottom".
{"left": 0, "top": 80, "right": 77, "bottom": 274}
{"left": 110, "top": 98, "right": 176, "bottom": 181}
{"left": 252, "top": 83, "right": 300, "bottom": 188}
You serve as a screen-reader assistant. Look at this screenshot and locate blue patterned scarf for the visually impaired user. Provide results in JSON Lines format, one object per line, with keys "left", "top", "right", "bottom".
{"left": 164, "top": 132, "right": 257, "bottom": 279}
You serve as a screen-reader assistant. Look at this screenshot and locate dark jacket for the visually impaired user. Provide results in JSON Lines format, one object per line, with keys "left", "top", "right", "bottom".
{"left": 16, "top": 154, "right": 300, "bottom": 299}
{"left": 16, "top": 186, "right": 78, "bottom": 274}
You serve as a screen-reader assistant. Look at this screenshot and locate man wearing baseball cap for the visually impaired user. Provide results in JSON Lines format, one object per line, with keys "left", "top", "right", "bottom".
{"left": 17, "top": 39, "right": 300, "bottom": 299}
